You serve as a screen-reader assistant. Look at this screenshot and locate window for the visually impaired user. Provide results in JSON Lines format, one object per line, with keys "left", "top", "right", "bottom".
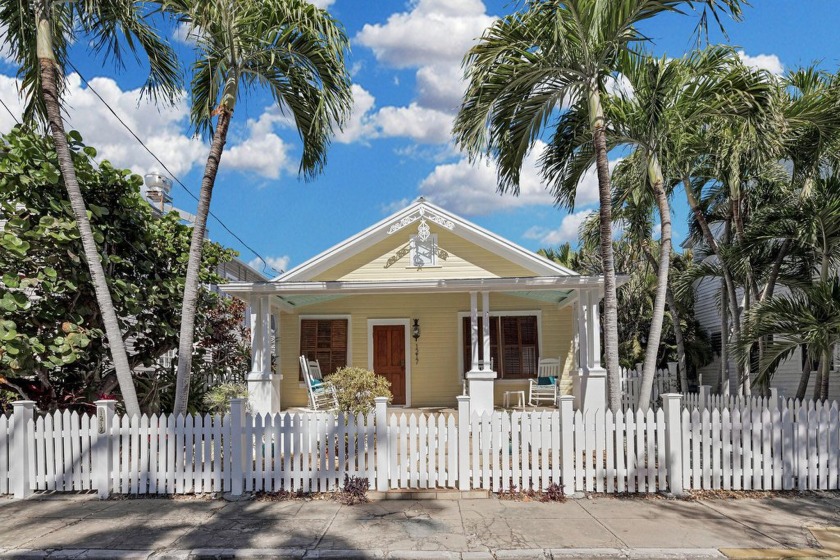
{"left": 461, "top": 315, "right": 539, "bottom": 378}
{"left": 300, "top": 318, "right": 348, "bottom": 379}
{"left": 410, "top": 234, "right": 437, "bottom": 267}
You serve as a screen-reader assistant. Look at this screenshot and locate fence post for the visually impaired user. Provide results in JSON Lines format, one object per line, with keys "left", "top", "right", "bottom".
{"left": 11, "top": 401, "right": 34, "bottom": 499}
{"left": 457, "top": 395, "right": 470, "bottom": 491}
{"left": 559, "top": 395, "right": 575, "bottom": 496}
{"left": 374, "top": 397, "right": 389, "bottom": 492}
{"left": 229, "top": 398, "right": 245, "bottom": 496}
{"left": 662, "top": 393, "right": 684, "bottom": 496}
{"left": 93, "top": 400, "right": 116, "bottom": 499}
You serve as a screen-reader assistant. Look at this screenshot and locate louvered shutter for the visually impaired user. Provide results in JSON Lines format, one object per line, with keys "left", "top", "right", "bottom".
{"left": 300, "top": 319, "right": 348, "bottom": 379}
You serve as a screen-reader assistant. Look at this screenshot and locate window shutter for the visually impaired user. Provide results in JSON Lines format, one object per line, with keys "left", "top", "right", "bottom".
{"left": 300, "top": 319, "right": 348, "bottom": 379}
{"left": 500, "top": 316, "right": 539, "bottom": 378}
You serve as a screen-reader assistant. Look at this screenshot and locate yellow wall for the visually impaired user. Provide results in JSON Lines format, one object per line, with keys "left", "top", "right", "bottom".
{"left": 277, "top": 292, "right": 576, "bottom": 409}
{"left": 313, "top": 225, "right": 537, "bottom": 282}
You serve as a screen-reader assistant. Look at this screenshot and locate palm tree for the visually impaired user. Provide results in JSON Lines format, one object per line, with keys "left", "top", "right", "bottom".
{"left": 1, "top": 0, "right": 180, "bottom": 417}
{"left": 740, "top": 277, "right": 840, "bottom": 402}
{"left": 453, "top": 0, "right": 745, "bottom": 411}
{"left": 605, "top": 47, "right": 773, "bottom": 408}
{"left": 167, "top": 0, "right": 353, "bottom": 414}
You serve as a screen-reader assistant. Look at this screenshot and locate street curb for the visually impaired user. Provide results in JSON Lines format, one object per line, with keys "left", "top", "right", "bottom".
{"left": 0, "top": 548, "right": 730, "bottom": 559}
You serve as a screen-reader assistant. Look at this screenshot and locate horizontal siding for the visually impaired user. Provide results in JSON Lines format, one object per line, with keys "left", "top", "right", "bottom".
{"left": 313, "top": 225, "right": 538, "bottom": 282}
{"left": 694, "top": 274, "right": 840, "bottom": 401}
{"left": 277, "top": 293, "right": 576, "bottom": 408}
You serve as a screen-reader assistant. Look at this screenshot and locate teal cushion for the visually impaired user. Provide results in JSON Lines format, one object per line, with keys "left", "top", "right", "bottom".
{"left": 537, "top": 376, "right": 556, "bottom": 386}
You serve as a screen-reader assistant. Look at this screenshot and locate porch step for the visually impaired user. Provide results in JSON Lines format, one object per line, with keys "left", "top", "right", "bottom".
{"left": 367, "top": 489, "right": 491, "bottom": 501}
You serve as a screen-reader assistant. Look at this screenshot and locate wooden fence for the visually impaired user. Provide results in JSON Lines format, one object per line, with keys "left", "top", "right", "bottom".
{"left": 620, "top": 364, "right": 679, "bottom": 411}
{"left": 2, "top": 394, "right": 839, "bottom": 499}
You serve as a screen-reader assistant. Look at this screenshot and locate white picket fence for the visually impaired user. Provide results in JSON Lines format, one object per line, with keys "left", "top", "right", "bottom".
{"left": 620, "top": 364, "right": 679, "bottom": 410}
{"left": 3, "top": 394, "right": 839, "bottom": 499}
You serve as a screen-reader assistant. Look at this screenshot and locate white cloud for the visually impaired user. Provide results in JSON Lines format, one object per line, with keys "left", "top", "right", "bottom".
{"left": 223, "top": 132, "right": 291, "bottom": 179}
{"left": 738, "top": 50, "right": 784, "bottom": 75}
{"left": 309, "top": 0, "right": 335, "bottom": 8}
{"left": 172, "top": 22, "right": 199, "bottom": 45}
{"left": 523, "top": 210, "right": 594, "bottom": 245}
{"left": 374, "top": 103, "right": 453, "bottom": 144}
{"left": 249, "top": 255, "right": 290, "bottom": 274}
{"left": 0, "top": 72, "right": 296, "bottom": 180}
{"left": 355, "top": 0, "right": 493, "bottom": 68}
{"left": 416, "top": 64, "right": 466, "bottom": 112}
{"left": 350, "top": 0, "right": 495, "bottom": 146}
{"left": 335, "top": 84, "right": 377, "bottom": 143}
{"left": 416, "top": 141, "right": 619, "bottom": 215}
{"left": 0, "top": 25, "right": 14, "bottom": 63}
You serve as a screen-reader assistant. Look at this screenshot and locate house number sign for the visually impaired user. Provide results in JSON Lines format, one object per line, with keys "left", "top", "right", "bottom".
{"left": 98, "top": 409, "right": 106, "bottom": 434}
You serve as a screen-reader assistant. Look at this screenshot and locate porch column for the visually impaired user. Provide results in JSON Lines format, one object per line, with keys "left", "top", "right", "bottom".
{"left": 248, "top": 295, "right": 281, "bottom": 415}
{"left": 481, "top": 291, "right": 491, "bottom": 371}
{"left": 466, "top": 291, "right": 497, "bottom": 415}
{"left": 574, "top": 288, "right": 606, "bottom": 414}
{"left": 470, "top": 291, "right": 479, "bottom": 371}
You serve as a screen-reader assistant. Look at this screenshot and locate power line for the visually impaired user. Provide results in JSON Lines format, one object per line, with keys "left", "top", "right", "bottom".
{"left": 64, "top": 60, "right": 281, "bottom": 277}
{"left": 0, "top": 96, "right": 20, "bottom": 125}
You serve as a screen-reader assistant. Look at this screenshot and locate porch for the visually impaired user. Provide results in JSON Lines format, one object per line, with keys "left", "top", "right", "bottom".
{"left": 223, "top": 277, "right": 609, "bottom": 416}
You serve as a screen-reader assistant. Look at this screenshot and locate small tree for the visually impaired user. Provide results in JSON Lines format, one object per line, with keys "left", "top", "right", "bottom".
{"left": 325, "top": 367, "right": 391, "bottom": 416}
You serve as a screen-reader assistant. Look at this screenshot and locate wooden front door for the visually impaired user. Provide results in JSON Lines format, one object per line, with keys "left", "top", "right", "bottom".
{"left": 372, "top": 324, "right": 407, "bottom": 405}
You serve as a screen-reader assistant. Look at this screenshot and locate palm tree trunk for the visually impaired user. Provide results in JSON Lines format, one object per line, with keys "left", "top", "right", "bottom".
{"left": 684, "top": 177, "right": 743, "bottom": 354}
{"left": 666, "top": 286, "right": 689, "bottom": 393}
{"left": 637, "top": 156, "right": 671, "bottom": 410}
{"left": 172, "top": 108, "right": 233, "bottom": 415}
{"left": 588, "top": 88, "right": 621, "bottom": 411}
{"left": 35, "top": 7, "right": 140, "bottom": 417}
{"left": 819, "top": 349, "right": 830, "bottom": 402}
{"left": 721, "top": 279, "right": 730, "bottom": 396}
{"left": 795, "top": 346, "right": 812, "bottom": 401}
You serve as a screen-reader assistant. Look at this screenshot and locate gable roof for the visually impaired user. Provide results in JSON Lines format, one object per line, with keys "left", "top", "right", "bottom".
{"left": 274, "top": 198, "right": 578, "bottom": 282}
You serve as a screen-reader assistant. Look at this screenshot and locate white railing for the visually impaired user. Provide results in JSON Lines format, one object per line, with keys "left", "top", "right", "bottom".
{"left": 2, "top": 394, "right": 839, "bottom": 499}
{"left": 620, "top": 364, "right": 679, "bottom": 410}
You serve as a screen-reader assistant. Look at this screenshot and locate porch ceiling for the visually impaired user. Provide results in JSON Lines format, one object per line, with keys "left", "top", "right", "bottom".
{"left": 506, "top": 290, "right": 575, "bottom": 306}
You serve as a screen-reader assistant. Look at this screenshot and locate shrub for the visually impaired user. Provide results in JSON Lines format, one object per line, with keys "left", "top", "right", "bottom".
{"left": 203, "top": 383, "right": 248, "bottom": 413}
{"left": 541, "top": 483, "right": 566, "bottom": 502}
{"left": 337, "top": 474, "right": 370, "bottom": 505}
{"left": 325, "top": 366, "right": 391, "bottom": 415}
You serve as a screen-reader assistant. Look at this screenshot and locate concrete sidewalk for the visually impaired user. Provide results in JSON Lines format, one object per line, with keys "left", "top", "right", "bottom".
{"left": 0, "top": 493, "right": 838, "bottom": 559}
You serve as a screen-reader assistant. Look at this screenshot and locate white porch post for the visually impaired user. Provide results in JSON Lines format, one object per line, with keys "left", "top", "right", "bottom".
{"left": 574, "top": 289, "right": 606, "bottom": 414}
{"left": 248, "top": 295, "right": 281, "bottom": 415}
{"left": 466, "top": 291, "right": 496, "bottom": 415}
{"left": 481, "top": 291, "right": 491, "bottom": 371}
{"left": 469, "top": 291, "right": 479, "bottom": 371}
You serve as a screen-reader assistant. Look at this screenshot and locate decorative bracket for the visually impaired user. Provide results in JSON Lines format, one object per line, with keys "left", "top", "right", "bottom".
{"left": 386, "top": 206, "right": 455, "bottom": 235}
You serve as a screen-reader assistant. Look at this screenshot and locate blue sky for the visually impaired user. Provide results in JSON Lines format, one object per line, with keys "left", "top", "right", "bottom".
{"left": 1, "top": 1, "right": 839, "bottom": 276}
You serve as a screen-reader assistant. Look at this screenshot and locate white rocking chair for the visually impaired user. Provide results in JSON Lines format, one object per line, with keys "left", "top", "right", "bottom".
{"left": 299, "top": 355, "right": 339, "bottom": 411}
{"left": 528, "top": 358, "right": 561, "bottom": 407}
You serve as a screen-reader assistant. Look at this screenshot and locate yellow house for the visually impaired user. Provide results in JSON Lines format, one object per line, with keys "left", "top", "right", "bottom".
{"left": 223, "top": 199, "right": 607, "bottom": 415}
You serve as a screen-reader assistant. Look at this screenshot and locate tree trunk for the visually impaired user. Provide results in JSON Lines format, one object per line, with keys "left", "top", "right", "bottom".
{"left": 172, "top": 108, "right": 233, "bottom": 415}
{"left": 666, "top": 286, "right": 689, "bottom": 393}
{"left": 642, "top": 246, "right": 688, "bottom": 394}
{"left": 35, "top": 8, "right": 140, "bottom": 418}
{"left": 819, "top": 349, "right": 830, "bottom": 402}
{"left": 720, "top": 278, "right": 730, "bottom": 396}
{"left": 637, "top": 155, "right": 671, "bottom": 411}
{"left": 588, "top": 88, "right": 621, "bottom": 411}
{"left": 795, "top": 346, "right": 812, "bottom": 401}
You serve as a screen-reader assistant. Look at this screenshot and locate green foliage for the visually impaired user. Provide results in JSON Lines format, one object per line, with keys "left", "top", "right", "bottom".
{"left": 0, "top": 127, "right": 237, "bottom": 411}
{"left": 203, "top": 383, "right": 248, "bottom": 414}
{"left": 325, "top": 367, "right": 391, "bottom": 416}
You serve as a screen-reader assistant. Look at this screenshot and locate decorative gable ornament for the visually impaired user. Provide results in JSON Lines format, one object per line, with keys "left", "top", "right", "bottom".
{"left": 386, "top": 206, "right": 455, "bottom": 235}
